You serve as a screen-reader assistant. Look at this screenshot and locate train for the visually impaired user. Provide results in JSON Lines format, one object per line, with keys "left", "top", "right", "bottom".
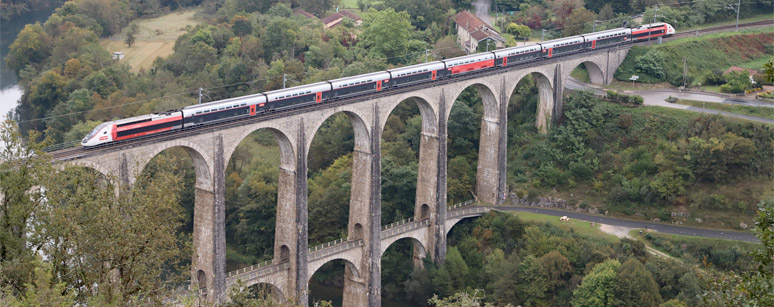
{"left": 81, "top": 23, "right": 674, "bottom": 147}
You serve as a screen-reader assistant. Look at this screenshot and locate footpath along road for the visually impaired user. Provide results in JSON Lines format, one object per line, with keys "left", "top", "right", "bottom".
{"left": 492, "top": 206, "right": 759, "bottom": 242}
{"left": 566, "top": 78, "right": 774, "bottom": 124}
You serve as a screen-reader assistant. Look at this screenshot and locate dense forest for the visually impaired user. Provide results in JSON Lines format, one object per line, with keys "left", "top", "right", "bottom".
{"left": 3, "top": 0, "right": 774, "bottom": 305}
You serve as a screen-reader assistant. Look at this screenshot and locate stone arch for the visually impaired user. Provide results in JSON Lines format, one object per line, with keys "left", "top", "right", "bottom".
{"left": 65, "top": 159, "right": 112, "bottom": 180}
{"left": 379, "top": 94, "right": 438, "bottom": 137}
{"left": 352, "top": 223, "right": 364, "bottom": 241}
{"left": 445, "top": 80, "right": 500, "bottom": 122}
{"left": 197, "top": 269, "right": 207, "bottom": 291}
{"left": 578, "top": 61, "right": 605, "bottom": 85}
{"left": 444, "top": 216, "right": 484, "bottom": 238}
{"left": 279, "top": 245, "right": 290, "bottom": 262}
{"left": 225, "top": 125, "right": 296, "bottom": 171}
{"left": 502, "top": 70, "right": 555, "bottom": 134}
{"left": 247, "top": 282, "right": 285, "bottom": 303}
{"left": 135, "top": 141, "right": 212, "bottom": 190}
{"left": 419, "top": 204, "right": 430, "bottom": 220}
{"left": 306, "top": 110, "right": 371, "bottom": 156}
{"left": 381, "top": 235, "right": 427, "bottom": 257}
{"left": 562, "top": 57, "right": 608, "bottom": 85}
{"left": 308, "top": 257, "right": 361, "bottom": 283}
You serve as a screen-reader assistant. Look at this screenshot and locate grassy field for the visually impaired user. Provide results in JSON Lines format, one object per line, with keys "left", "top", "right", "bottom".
{"left": 100, "top": 9, "right": 202, "bottom": 72}
{"left": 676, "top": 99, "right": 774, "bottom": 120}
{"left": 570, "top": 64, "right": 590, "bottom": 83}
{"left": 509, "top": 211, "right": 619, "bottom": 243}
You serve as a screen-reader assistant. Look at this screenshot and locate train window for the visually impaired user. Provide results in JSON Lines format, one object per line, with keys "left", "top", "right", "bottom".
{"left": 292, "top": 93, "right": 297, "bottom": 96}
{"left": 196, "top": 111, "right": 201, "bottom": 114}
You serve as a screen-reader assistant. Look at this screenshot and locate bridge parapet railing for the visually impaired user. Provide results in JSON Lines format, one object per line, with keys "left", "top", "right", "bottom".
{"left": 448, "top": 206, "right": 491, "bottom": 218}
{"left": 447, "top": 200, "right": 475, "bottom": 211}
{"left": 309, "top": 239, "right": 364, "bottom": 261}
{"left": 381, "top": 218, "right": 430, "bottom": 239}
{"left": 225, "top": 261, "right": 291, "bottom": 287}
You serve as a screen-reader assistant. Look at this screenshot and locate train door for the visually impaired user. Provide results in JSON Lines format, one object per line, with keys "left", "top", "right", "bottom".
{"left": 591, "top": 40, "right": 596, "bottom": 49}
{"left": 315, "top": 92, "right": 322, "bottom": 103}
{"left": 376, "top": 80, "right": 382, "bottom": 91}
{"left": 250, "top": 105, "right": 256, "bottom": 115}
{"left": 548, "top": 48, "right": 553, "bottom": 58}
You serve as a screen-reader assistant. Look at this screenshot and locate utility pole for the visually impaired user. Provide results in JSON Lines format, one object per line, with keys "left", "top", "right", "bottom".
{"left": 541, "top": 29, "right": 545, "bottom": 42}
{"left": 726, "top": 0, "right": 741, "bottom": 30}
{"left": 198, "top": 87, "right": 203, "bottom": 104}
{"left": 593, "top": 19, "right": 597, "bottom": 32}
{"left": 282, "top": 73, "right": 287, "bottom": 89}
{"left": 682, "top": 58, "right": 688, "bottom": 89}
{"left": 425, "top": 49, "right": 429, "bottom": 63}
{"left": 486, "top": 39, "right": 490, "bottom": 51}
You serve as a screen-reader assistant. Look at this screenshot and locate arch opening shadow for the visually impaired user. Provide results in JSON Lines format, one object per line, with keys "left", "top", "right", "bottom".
{"left": 307, "top": 111, "right": 364, "bottom": 247}
{"left": 225, "top": 128, "right": 294, "bottom": 272}
{"left": 380, "top": 97, "right": 431, "bottom": 227}
{"left": 569, "top": 62, "right": 605, "bottom": 85}
{"left": 308, "top": 259, "right": 361, "bottom": 306}
{"left": 246, "top": 283, "right": 285, "bottom": 303}
{"left": 380, "top": 237, "right": 428, "bottom": 304}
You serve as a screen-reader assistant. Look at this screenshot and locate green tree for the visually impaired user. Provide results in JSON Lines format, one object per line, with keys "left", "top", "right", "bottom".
{"left": 483, "top": 249, "right": 518, "bottom": 304}
{"left": 573, "top": 259, "right": 621, "bottom": 307}
{"left": 540, "top": 250, "right": 572, "bottom": 293}
{"left": 263, "top": 18, "right": 298, "bottom": 61}
{"left": 230, "top": 15, "right": 253, "bottom": 36}
{"left": 34, "top": 156, "right": 188, "bottom": 304}
{"left": 428, "top": 289, "right": 498, "bottom": 307}
{"left": 517, "top": 255, "right": 549, "bottom": 305}
{"left": 432, "top": 247, "right": 470, "bottom": 296}
{"left": 0, "top": 120, "right": 49, "bottom": 294}
{"left": 764, "top": 59, "right": 774, "bottom": 83}
{"left": 614, "top": 258, "right": 663, "bottom": 307}
{"left": 2, "top": 258, "right": 77, "bottom": 307}
{"left": 562, "top": 7, "right": 596, "bottom": 36}
{"left": 5, "top": 23, "right": 49, "bottom": 75}
{"left": 359, "top": 8, "right": 413, "bottom": 64}
{"left": 124, "top": 23, "right": 139, "bottom": 47}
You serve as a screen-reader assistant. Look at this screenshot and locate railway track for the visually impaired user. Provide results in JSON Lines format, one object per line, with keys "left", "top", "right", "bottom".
{"left": 48, "top": 20, "right": 773, "bottom": 162}
{"left": 671, "top": 19, "right": 773, "bottom": 39}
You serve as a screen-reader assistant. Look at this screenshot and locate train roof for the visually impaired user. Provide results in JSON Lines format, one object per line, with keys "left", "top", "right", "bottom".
{"left": 442, "top": 52, "right": 495, "bottom": 66}
{"left": 540, "top": 35, "right": 585, "bottom": 47}
{"left": 493, "top": 44, "right": 542, "bottom": 58}
{"left": 328, "top": 71, "right": 391, "bottom": 87}
{"left": 634, "top": 22, "right": 669, "bottom": 30}
{"left": 388, "top": 61, "right": 445, "bottom": 74}
{"left": 582, "top": 28, "right": 631, "bottom": 39}
{"left": 264, "top": 81, "right": 331, "bottom": 95}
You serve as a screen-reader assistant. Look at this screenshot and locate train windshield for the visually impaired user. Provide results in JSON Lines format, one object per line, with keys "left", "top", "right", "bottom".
{"left": 81, "top": 123, "right": 109, "bottom": 143}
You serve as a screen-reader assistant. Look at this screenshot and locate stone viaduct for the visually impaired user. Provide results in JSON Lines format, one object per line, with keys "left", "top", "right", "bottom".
{"left": 56, "top": 47, "right": 630, "bottom": 306}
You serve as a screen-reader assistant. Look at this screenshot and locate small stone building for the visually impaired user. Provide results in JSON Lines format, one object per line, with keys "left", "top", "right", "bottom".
{"left": 452, "top": 11, "right": 505, "bottom": 53}
{"left": 321, "top": 9, "right": 362, "bottom": 29}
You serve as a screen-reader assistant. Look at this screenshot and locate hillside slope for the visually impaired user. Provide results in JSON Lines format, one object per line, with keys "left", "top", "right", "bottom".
{"left": 614, "top": 30, "right": 774, "bottom": 85}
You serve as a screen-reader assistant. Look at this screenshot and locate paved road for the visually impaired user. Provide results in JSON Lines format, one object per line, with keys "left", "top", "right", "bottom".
{"left": 566, "top": 78, "right": 774, "bottom": 124}
{"left": 472, "top": 0, "right": 492, "bottom": 26}
{"left": 491, "top": 206, "right": 759, "bottom": 242}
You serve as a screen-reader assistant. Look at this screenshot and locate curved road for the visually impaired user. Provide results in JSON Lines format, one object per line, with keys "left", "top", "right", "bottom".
{"left": 566, "top": 78, "right": 774, "bottom": 124}
{"left": 490, "top": 206, "right": 758, "bottom": 242}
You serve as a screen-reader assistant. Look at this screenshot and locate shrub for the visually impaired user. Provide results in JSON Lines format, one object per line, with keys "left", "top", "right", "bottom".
{"left": 720, "top": 71, "right": 752, "bottom": 93}
{"left": 606, "top": 91, "right": 644, "bottom": 105}
{"left": 703, "top": 70, "right": 726, "bottom": 86}
{"left": 634, "top": 49, "right": 665, "bottom": 79}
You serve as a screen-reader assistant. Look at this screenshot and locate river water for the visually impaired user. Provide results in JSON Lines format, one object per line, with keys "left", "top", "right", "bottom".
{"left": 0, "top": 6, "right": 60, "bottom": 121}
